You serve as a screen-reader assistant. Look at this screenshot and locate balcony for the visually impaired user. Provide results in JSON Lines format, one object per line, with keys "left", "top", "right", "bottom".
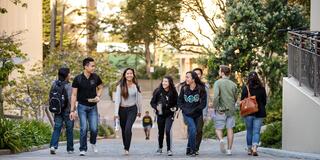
{"left": 283, "top": 31, "right": 320, "bottom": 154}
{"left": 288, "top": 31, "right": 320, "bottom": 96}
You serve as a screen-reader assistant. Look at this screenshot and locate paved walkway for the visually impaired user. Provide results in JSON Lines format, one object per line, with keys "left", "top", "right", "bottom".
{"left": 0, "top": 128, "right": 299, "bottom": 160}
{"left": 0, "top": 90, "right": 301, "bottom": 160}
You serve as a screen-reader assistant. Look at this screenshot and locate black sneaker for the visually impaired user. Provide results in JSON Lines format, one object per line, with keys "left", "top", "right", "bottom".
{"left": 195, "top": 150, "right": 199, "bottom": 155}
{"left": 186, "top": 148, "right": 191, "bottom": 155}
{"left": 189, "top": 151, "right": 196, "bottom": 157}
{"left": 156, "top": 148, "right": 163, "bottom": 154}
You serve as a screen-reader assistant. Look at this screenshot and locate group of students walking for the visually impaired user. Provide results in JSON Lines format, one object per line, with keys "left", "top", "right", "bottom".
{"left": 48, "top": 57, "right": 267, "bottom": 157}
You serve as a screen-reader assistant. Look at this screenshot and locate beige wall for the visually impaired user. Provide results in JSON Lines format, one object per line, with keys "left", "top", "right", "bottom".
{"left": 282, "top": 78, "right": 320, "bottom": 154}
{"left": 0, "top": 0, "right": 43, "bottom": 72}
{"left": 311, "top": 0, "right": 320, "bottom": 31}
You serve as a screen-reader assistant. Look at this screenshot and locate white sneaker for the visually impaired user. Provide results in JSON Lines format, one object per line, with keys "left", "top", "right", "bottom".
{"left": 50, "top": 147, "right": 56, "bottom": 154}
{"left": 67, "top": 151, "right": 74, "bottom": 154}
{"left": 167, "top": 150, "right": 173, "bottom": 156}
{"left": 219, "top": 140, "right": 226, "bottom": 153}
{"left": 79, "top": 151, "right": 86, "bottom": 156}
{"left": 91, "top": 144, "right": 98, "bottom": 153}
{"left": 124, "top": 150, "right": 129, "bottom": 155}
{"left": 226, "top": 149, "right": 232, "bottom": 155}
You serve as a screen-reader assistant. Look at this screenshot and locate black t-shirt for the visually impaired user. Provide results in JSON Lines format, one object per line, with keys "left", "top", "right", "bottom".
{"left": 72, "top": 73, "right": 103, "bottom": 106}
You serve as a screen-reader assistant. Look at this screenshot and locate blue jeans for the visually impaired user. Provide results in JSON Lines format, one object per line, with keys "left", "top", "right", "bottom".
{"left": 78, "top": 104, "right": 98, "bottom": 151}
{"left": 50, "top": 111, "right": 74, "bottom": 151}
{"left": 183, "top": 114, "right": 198, "bottom": 152}
{"left": 244, "top": 116, "right": 263, "bottom": 148}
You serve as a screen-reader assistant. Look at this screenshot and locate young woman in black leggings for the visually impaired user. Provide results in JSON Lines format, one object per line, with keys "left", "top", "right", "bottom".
{"left": 114, "top": 68, "right": 142, "bottom": 155}
{"left": 150, "top": 76, "right": 178, "bottom": 156}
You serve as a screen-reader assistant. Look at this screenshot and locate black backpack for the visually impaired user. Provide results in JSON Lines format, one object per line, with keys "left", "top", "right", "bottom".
{"left": 49, "top": 80, "right": 67, "bottom": 114}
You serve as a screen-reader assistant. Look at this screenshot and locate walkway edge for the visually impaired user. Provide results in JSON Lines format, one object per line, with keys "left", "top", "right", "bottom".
{"left": 259, "top": 147, "right": 320, "bottom": 160}
{"left": 234, "top": 129, "right": 320, "bottom": 160}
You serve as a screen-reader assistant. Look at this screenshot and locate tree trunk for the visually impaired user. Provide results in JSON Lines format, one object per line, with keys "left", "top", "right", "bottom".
{"left": 86, "top": 0, "right": 97, "bottom": 53}
{"left": 145, "top": 41, "right": 151, "bottom": 77}
{"left": 50, "top": 0, "right": 57, "bottom": 52}
{"left": 153, "top": 42, "right": 158, "bottom": 66}
{"left": 59, "top": 3, "right": 65, "bottom": 51}
{"left": 45, "top": 106, "right": 54, "bottom": 127}
{"left": 0, "top": 86, "right": 4, "bottom": 118}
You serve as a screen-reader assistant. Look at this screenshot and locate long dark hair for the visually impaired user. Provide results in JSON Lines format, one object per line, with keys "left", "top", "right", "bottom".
{"left": 157, "top": 76, "right": 178, "bottom": 97}
{"left": 117, "top": 68, "right": 140, "bottom": 99}
{"left": 186, "top": 71, "right": 205, "bottom": 88}
{"left": 247, "top": 71, "right": 263, "bottom": 89}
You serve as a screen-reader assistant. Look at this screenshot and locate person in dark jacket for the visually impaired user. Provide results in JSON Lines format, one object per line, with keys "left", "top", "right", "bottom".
{"left": 142, "top": 111, "right": 153, "bottom": 140}
{"left": 177, "top": 71, "right": 207, "bottom": 157}
{"left": 241, "top": 71, "right": 267, "bottom": 156}
{"left": 49, "top": 67, "right": 74, "bottom": 154}
{"left": 150, "top": 76, "right": 178, "bottom": 156}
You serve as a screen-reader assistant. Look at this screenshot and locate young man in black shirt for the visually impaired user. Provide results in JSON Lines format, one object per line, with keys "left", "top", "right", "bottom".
{"left": 69, "top": 57, "right": 103, "bottom": 156}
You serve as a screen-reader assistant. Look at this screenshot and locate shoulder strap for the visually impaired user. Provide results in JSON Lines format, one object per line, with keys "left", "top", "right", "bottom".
{"left": 246, "top": 85, "right": 251, "bottom": 97}
{"left": 218, "top": 82, "right": 221, "bottom": 96}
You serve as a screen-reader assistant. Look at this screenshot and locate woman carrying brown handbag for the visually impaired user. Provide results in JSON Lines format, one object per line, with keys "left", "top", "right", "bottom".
{"left": 241, "top": 71, "right": 267, "bottom": 156}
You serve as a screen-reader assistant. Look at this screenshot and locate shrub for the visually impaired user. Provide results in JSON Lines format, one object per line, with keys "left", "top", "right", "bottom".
{"left": 59, "top": 129, "right": 80, "bottom": 141}
{"left": 106, "top": 125, "right": 115, "bottom": 136}
{"left": 234, "top": 114, "right": 246, "bottom": 133}
{"left": 203, "top": 120, "right": 215, "bottom": 139}
{"left": 98, "top": 124, "right": 114, "bottom": 138}
{"left": 265, "top": 93, "right": 283, "bottom": 124}
{"left": 260, "top": 121, "right": 282, "bottom": 149}
{"left": 0, "top": 119, "right": 52, "bottom": 153}
{"left": 0, "top": 118, "right": 24, "bottom": 152}
{"left": 19, "top": 120, "right": 51, "bottom": 147}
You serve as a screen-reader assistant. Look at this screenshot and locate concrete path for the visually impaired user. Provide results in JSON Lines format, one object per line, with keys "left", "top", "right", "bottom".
{"left": 0, "top": 89, "right": 302, "bottom": 160}
{"left": 0, "top": 128, "right": 299, "bottom": 160}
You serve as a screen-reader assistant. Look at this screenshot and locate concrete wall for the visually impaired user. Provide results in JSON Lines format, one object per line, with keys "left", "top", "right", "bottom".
{"left": 311, "top": 0, "right": 320, "bottom": 31}
{"left": 0, "top": 0, "right": 43, "bottom": 72}
{"left": 137, "top": 79, "right": 181, "bottom": 92}
{"left": 282, "top": 77, "right": 320, "bottom": 154}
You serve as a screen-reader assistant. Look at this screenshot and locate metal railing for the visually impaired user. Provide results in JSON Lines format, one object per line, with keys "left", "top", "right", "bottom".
{"left": 288, "top": 31, "right": 320, "bottom": 96}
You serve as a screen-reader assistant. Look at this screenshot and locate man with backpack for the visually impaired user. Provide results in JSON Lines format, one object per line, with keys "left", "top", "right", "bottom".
{"left": 49, "top": 67, "right": 74, "bottom": 154}
{"left": 69, "top": 57, "right": 103, "bottom": 156}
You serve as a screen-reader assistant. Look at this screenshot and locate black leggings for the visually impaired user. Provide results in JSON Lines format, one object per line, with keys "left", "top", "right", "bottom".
{"left": 157, "top": 115, "right": 174, "bottom": 151}
{"left": 119, "top": 105, "right": 137, "bottom": 151}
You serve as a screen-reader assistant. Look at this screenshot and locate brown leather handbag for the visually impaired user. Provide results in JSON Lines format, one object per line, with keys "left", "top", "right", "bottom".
{"left": 240, "top": 86, "right": 259, "bottom": 116}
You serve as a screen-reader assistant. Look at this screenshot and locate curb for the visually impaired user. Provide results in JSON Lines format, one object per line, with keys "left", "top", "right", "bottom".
{"left": 234, "top": 129, "right": 320, "bottom": 160}
{"left": 259, "top": 147, "right": 320, "bottom": 160}
{"left": 28, "top": 140, "right": 81, "bottom": 152}
{"left": 0, "top": 149, "right": 11, "bottom": 155}
{"left": 0, "top": 136, "right": 115, "bottom": 156}
{"left": 0, "top": 136, "right": 114, "bottom": 155}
